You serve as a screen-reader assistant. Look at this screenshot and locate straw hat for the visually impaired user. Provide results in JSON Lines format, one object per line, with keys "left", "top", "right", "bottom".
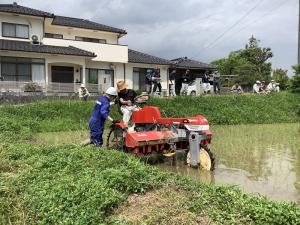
{"left": 80, "top": 84, "right": 85, "bottom": 88}
{"left": 117, "top": 80, "right": 128, "bottom": 91}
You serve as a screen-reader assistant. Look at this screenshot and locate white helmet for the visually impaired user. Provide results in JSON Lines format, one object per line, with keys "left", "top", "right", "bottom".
{"left": 105, "top": 87, "right": 118, "bottom": 96}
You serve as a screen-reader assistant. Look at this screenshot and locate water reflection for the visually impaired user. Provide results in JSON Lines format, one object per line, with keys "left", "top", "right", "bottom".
{"left": 160, "top": 124, "right": 300, "bottom": 203}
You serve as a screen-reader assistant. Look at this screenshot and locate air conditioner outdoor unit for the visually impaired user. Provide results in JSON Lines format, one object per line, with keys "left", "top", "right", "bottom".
{"left": 31, "top": 35, "right": 41, "bottom": 45}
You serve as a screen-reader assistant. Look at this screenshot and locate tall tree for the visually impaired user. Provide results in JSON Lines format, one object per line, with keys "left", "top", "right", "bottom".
{"left": 212, "top": 36, "right": 274, "bottom": 87}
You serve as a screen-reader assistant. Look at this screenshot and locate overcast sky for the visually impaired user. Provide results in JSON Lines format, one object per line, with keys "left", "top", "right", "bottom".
{"left": 2, "top": 0, "right": 298, "bottom": 74}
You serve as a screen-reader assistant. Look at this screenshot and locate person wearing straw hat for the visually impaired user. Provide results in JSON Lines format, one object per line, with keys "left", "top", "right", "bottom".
{"left": 117, "top": 80, "right": 138, "bottom": 125}
{"left": 78, "top": 83, "right": 90, "bottom": 101}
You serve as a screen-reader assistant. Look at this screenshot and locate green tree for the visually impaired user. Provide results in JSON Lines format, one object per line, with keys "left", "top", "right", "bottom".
{"left": 212, "top": 36, "right": 273, "bottom": 87}
{"left": 291, "top": 65, "right": 300, "bottom": 93}
{"left": 272, "top": 68, "right": 289, "bottom": 90}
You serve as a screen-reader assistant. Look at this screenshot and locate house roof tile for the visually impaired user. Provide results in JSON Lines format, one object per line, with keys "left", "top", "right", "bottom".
{"left": 0, "top": 3, "right": 126, "bottom": 34}
{"left": 128, "top": 49, "right": 171, "bottom": 65}
{"left": 171, "top": 57, "right": 215, "bottom": 70}
{"left": 0, "top": 3, "right": 53, "bottom": 17}
{"left": 52, "top": 16, "right": 127, "bottom": 34}
{"left": 0, "top": 39, "right": 96, "bottom": 57}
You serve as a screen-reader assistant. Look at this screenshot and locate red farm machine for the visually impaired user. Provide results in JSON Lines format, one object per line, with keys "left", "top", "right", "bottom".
{"left": 106, "top": 99, "right": 215, "bottom": 170}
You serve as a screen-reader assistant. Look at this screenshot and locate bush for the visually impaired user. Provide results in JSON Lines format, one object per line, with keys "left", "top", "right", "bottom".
{"left": 24, "top": 82, "right": 42, "bottom": 92}
{"left": 291, "top": 65, "right": 300, "bottom": 93}
{"left": 272, "top": 68, "right": 289, "bottom": 90}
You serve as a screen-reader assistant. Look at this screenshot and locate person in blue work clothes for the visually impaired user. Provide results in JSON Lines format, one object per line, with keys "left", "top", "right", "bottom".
{"left": 89, "top": 87, "right": 118, "bottom": 147}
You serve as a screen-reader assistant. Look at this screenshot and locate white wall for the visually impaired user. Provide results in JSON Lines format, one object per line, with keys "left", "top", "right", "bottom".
{"left": 0, "top": 13, "right": 44, "bottom": 41}
{"left": 43, "top": 37, "right": 128, "bottom": 63}
{"left": 44, "top": 18, "right": 120, "bottom": 44}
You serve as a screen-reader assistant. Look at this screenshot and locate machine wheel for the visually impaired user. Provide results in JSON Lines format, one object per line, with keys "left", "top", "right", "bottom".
{"left": 106, "top": 126, "right": 125, "bottom": 150}
{"left": 186, "top": 146, "right": 215, "bottom": 171}
{"left": 190, "top": 91, "right": 196, "bottom": 96}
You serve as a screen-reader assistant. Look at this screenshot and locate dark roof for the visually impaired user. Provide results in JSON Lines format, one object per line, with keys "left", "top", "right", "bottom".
{"left": 0, "top": 3, "right": 127, "bottom": 34}
{"left": 0, "top": 3, "right": 53, "bottom": 17}
{"left": 0, "top": 39, "right": 96, "bottom": 57}
{"left": 128, "top": 49, "right": 171, "bottom": 65}
{"left": 171, "top": 57, "right": 215, "bottom": 70}
{"left": 52, "top": 16, "right": 127, "bottom": 34}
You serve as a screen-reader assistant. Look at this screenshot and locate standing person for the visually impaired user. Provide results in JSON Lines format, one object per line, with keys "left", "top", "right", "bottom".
{"left": 202, "top": 71, "right": 211, "bottom": 93}
{"left": 180, "top": 69, "right": 190, "bottom": 95}
{"left": 152, "top": 69, "right": 162, "bottom": 95}
{"left": 89, "top": 87, "right": 118, "bottom": 147}
{"left": 169, "top": 69, "right": 176, "bottom": 96}
{"left": 117, "top": 80, "right": 138, "bottom": 125}
{"left": 213, "top": 70, "right": 221, "bottom": 94}
{"left": 145, "top": 69, "right": 153, "bottom": 94}
{"left": 78, "top": 84, "right": 90, "bottom": 101}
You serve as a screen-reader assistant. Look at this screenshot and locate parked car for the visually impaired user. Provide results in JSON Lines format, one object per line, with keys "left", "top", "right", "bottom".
{"left": 186, "top": 80, "right": 213, "bottom": 96}
{"left": 187, "top": 81, "right": 197, "bottom": 96}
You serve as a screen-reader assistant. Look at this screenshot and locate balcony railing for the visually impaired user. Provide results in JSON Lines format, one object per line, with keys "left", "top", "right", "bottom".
{"left": 0, "top": 81, "right": 103, "bottom": 94}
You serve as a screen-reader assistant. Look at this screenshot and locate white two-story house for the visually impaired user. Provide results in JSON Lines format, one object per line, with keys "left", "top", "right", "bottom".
{"left": 0, "top": 3, "right": 171, "bottom": 93}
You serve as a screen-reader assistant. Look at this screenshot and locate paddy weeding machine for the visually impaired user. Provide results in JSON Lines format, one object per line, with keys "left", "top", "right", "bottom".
{"left": 106, "top": 96, "right": 215, "bottom": 170}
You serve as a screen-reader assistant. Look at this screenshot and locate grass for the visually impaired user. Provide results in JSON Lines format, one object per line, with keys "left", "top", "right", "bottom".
{"left": 0, "top": 144, "right": 299, "bottom": 225}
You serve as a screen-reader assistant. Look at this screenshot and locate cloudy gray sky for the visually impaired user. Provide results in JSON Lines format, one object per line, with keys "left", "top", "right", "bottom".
{"left": 2, "top": 0, "right": 298, "bottom": 74}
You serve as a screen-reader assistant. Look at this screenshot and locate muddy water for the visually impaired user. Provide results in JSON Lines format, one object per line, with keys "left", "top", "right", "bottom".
{"left": 35, "top": 124, "right": 300, "bottom": 203}
{"left": 159, "top": 123, "right": 300, "bottom": 203}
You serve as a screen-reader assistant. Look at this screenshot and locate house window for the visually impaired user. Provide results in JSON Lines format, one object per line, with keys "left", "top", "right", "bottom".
{"left": 0, "top": 57, "right": 45, "bottom": 82}
{"left": 86, "top": 68, "right": 114, "bottom": 87}
{"left": 2, "top": 22, "right": 29, "bottom": 39}
{"left": 45, "top": 33, "right": 63, "bottom": 39}
{"left": 87, "top": 69, "right": 98, "bottom": 84}
{"left": 75, "top": 36, "right": 106, "bottom": 44}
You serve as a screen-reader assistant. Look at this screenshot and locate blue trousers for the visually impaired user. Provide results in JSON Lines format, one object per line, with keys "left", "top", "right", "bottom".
{"left": 89, "top": 118, "right": 105, "bottom": 147}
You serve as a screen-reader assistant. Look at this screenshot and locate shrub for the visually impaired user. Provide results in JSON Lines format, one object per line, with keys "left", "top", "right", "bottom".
{"left": 24, "top": 82, "right": 42, "bottom": 92}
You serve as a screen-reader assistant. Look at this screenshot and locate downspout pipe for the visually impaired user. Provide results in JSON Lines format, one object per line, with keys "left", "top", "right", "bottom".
{"left": 123, "top": 63, "right": 126, "bottom": 81}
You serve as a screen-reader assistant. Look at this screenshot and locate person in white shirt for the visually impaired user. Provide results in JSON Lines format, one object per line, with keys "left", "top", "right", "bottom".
{"left": 231, "top": 82, "right": 243, "bottom": 94}
{"left": 266, "top": 80, "right": 280, "bottom": 93}
{"left": 253, "top": 81, "right": 261, "bottom": 94}
{"left": 78, "top": 84, "right": 90, "bottom": 101}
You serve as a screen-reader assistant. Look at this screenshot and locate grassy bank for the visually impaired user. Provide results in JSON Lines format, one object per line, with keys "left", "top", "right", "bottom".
{"left": 0, "top": 92, "right": 299, "bottom": 143}
{"left": 1, "top": 144, "right": 299, "bottom": 225}
{"left": 148, "top": 92, "right": 300, "bottom": 125}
